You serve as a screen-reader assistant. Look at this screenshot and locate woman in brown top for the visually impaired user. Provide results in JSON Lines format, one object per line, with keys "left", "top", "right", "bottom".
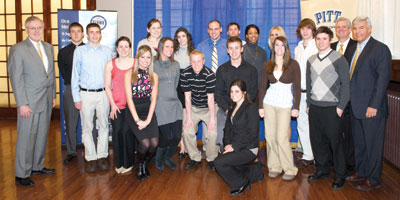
{"left": 258, "top": 36, "right": 301, "bottom": 181}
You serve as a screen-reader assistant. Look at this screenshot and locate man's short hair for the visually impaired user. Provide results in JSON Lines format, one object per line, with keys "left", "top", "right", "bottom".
{"left": 296, "top": 18, "right": 317, "bottom": 39}
{"left": 227, "top": 22, "right": 240, "bottom": 31}
{"left": 86, "top": 23, "right": 101, "bottom": 33}
{"left": 226, "top": 36, "right": 243, "bottom": 48}
{"left": 190, "top": 49, "right": 204, "bottom": 60}
{"left": 352, "top": 16, "right": 371, "bottom": 27}
{"left": 316, "top": 26, "right": 334, "bottom": 40}
{"left": 25, "top": 16, "right": 43, "bottom": 28}
{"left": 335, "top": 17, "right": 351, "bottom": 28}
{"left": 69, "top": 22, "right": 84, "bottom": 33}
{"left": 208, "top": 20, "right": 221, "bottom": 28}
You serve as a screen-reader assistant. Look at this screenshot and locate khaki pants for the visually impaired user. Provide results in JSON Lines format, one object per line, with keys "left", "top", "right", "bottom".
{"left": 182, "top": 105, "right": 218, "bottom": 162}
{"left": 264, "top": 104, "right": 298, "bottom": 175}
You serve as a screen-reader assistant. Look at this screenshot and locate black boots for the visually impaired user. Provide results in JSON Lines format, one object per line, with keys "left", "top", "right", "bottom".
{"left": 136, "top": 151, "right": 155, "bottom": 181}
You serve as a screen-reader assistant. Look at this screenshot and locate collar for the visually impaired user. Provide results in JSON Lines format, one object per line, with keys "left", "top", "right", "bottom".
{"left": 358, "top": 36, "right": 371, "bottom": 51}
{"left": 28, "top": 37, "right": 42, "bottom": 47}
{"left": 338, "top": 38, "right": 350, "bottom": 47}
{"left": 86, "top": 42, "right": 102, "bottom": 50}
{"left": 298, "top": 39, "right": 316, "bottom": 49}
{"left": 229, "top": 58, "right": 244, "bottom": 68}
{"left": 208, "top": 38, "right": 222, "bottom": 45}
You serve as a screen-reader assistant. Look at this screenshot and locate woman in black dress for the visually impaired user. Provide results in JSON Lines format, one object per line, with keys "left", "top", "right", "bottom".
{"left": 214, "top": 80, "right": 264, "bottom": 196}
{"left": 125, "top": 45, "right": 159, "bottom": 180}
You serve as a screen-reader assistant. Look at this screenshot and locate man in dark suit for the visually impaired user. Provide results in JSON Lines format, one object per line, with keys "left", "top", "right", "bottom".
{"left": 330, "top": 17, "right": 357, "bottom": 175}
{"left": 8, "top": 16, "right": 56, "bottom": 187}
{"left": 346, "top": 16, "right": 392, "bottom": 191}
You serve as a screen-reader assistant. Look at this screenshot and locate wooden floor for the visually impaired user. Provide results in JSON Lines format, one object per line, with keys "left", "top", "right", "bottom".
{"left": 0, "top": 120, "right": 399, "bottom": 200}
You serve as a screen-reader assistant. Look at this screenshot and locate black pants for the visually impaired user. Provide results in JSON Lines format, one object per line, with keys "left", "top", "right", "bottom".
{"left": 214, "top": 149, "right": 263, "bottom": 190}
{"left": 158, "top": 120, "right": 182, "bottom": 148}
{"left": 351, "top": 111, "right": 386, "bottom": 185}
{"left": 340, "top": 105, "right": 355, "bottom": 173}
{"left": 309, "top": 104, "right": 346, "bottom": 179}
{"left": 111, "top": 109, "right": 135, "bottom": 169}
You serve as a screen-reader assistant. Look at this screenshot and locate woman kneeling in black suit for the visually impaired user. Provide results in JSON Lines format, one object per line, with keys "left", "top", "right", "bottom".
{"left": 214, "top": 80, "right": 264, "bottom": 196}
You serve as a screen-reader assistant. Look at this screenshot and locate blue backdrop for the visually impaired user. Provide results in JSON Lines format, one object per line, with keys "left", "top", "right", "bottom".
{"left": 134, "top": 0, "right": 301, "bottom": 57}
{"left": 133, "top": 0, "right": 301, "bottom": 142}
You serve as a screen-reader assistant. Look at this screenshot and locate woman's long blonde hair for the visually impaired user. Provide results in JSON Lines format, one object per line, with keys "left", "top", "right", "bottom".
{"left": 131, "top": 45, "right": 155, "bottom": 85}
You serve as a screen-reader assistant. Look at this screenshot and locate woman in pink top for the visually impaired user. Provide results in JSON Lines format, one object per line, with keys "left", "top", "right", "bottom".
{"left": 105, "top": 36, "right": 135, "bottom": 174}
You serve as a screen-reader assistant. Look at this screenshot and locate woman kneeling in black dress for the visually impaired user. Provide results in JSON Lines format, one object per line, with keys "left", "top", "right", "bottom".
{"left": 214, "top": 80, "right": 264, "bottom": 196}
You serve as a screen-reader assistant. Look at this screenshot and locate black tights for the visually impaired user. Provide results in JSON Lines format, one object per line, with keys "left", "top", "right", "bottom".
{"left": 138, "top": 137, "right": 158, "bottom": 154}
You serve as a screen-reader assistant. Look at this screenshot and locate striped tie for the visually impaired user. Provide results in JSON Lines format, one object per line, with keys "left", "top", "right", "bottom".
{"left": 350, "top": 43, "right": 360, "bottom": 79}
{"left": 212, "top": 41, "right": 218, "bottom": 73}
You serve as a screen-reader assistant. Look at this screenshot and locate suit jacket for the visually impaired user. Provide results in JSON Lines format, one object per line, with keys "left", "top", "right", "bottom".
{"left": 8, "top": 38, "right": 56, "bottom": 113}
{"left": 331, "top": 38, "right": 358, "bottom": 65}
{"left": 350, "top": 37, "right": 391, "bottom": 119}
{"left": 223, "top": 101, "right": 259, "bottom": 151}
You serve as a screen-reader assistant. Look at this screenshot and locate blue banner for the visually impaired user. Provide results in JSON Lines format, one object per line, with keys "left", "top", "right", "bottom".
{"left": 57, "top": 9, "right": 118, "bottom": 146}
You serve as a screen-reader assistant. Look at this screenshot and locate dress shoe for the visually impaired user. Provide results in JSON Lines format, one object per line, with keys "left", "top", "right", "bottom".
{"left": 120, "top": 167, "right": 133, "bottom": 174}
{"left": 98, "top": 158, "right": 110, "bottom": 171}
{"left": 346, "top": 173, "right": 365, "bottom": 182}
{"left": 332, "top": 178, "right": 345, "bottom": 190}
{"left": 15, "top": 177, "right": 35, "bottom": 187}
{"left": 308, "top": 171, "right": 329, "bottom": 181}
{"left": 208, "top": 161, "right": 215, "bottom": 171}
{"left": 295, "top": 159, "right": 314, "bottom": 168}
{"left": 354, "top": 179, "right": 380, "bottom": 191}
{"left": 86, "top": 160, "right": 97, "bottom": 173}
{"left": 63, "top": 155, "right": 76, "bottom": 164}
{"left": 184, "top": 160, "right": 201, "bottom": 170}
{"left": 230, "top": 181, "right": 251, "bottom": 196}
{"left": 268, "top": 171, "right": 280, "bottom": 178}
{"left": 31, "top": 167, "right": 55, "bottom": 175}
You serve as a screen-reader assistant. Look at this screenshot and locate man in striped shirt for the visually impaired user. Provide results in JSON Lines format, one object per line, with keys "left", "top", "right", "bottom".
{"left": 181, "top": 50, "right": 218, "bottom": 171}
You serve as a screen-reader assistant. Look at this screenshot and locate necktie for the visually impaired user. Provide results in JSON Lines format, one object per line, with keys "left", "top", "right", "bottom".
{"left": 350, "top": 43, "right": 360, "bottom": 79}
{"left": 339, "top": 43, "right": 344, "bottom": 55}
{"left": 36, "top": 42, "right": 43, "bottom": 62}
{"left": 211, "top": 41, "right": 218, "bottom": 73}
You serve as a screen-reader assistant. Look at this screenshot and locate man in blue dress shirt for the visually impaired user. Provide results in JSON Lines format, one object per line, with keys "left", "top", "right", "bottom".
{"left": 71, "top": 23, "right": 113, "bottom": 173}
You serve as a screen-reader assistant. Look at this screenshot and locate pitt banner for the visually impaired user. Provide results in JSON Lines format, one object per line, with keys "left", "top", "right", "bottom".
{"left": 300, "top": 0, "right": 358, "bottom": 40}
{"left": 57, "top": 10, "right": 117, "bottom": 146}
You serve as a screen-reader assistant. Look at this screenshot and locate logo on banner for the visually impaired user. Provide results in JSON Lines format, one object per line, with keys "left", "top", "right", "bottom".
{"left": 314, "top": 10, "right": 342, "bottom": 28}
{"left": 90, "top": 15, "right": 107, "bottom": 30}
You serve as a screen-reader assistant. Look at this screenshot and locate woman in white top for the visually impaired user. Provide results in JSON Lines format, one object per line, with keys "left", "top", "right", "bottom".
{"left": 259, "top": 36, "right": 301, "bottom": 181}
{"left": 137, "top": 18, "right": 162, "bottom": 56}
{"left": 174, "top": 27, "right": 195, "bottom": 158}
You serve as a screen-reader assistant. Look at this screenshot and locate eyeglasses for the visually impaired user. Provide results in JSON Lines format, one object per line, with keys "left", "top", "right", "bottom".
{"left": 27, "top": 26, "right": 43, "bottom": 31}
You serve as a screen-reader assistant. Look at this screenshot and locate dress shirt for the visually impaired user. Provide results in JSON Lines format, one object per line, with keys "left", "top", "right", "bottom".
{"left": 29, "top": 38, "right": 48, "bottom": 72}
{"left": 350, "top": 36, "right": 371, "bottom": 73}
{"left": 335, "top": 38, "right": 350, "bottom": 53}
{"left": 71, "top": 43, "right": 113, "bottom": 102}
{"left": 58, "top": 42, "right": 84, "bottom": 85}
{"left": 294, "top": 39, "right": 318, "bottom": 90}
{"left": 197, "top": 38, "right": 229, "bottom": 70}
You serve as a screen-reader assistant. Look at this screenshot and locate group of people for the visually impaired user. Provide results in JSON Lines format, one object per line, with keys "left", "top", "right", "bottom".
{"left": 8, "top": 14, "right": 391, "bottom": 196}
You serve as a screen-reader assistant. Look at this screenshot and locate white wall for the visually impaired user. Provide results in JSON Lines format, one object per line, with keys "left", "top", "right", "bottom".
{"left": 97, "top": 0, "right": 133, "bottom": 43}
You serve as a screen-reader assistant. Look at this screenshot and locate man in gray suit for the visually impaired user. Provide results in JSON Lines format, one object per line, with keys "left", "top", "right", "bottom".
{"left": 8, "top": 16, "right": 56, "bottom": 187}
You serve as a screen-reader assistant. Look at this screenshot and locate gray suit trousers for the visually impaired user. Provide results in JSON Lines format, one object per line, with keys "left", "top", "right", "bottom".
{"left": 63, "top": 85, "right": 80, "bottom": 156}
{"left": 15, "top": 102, "right": 52, "bottom": 178}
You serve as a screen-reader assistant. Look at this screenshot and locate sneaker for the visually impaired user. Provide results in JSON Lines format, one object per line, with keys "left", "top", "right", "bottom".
{"left": 115, "top": 167, "right": 122, "bottom": 174}
{"left": 184, "top": 160, "right": 201, "bottom": 170}
{"left": 295, "top": 159, "right": 314, "bottom": 168}
{"left": 268, "top": 171, "right": 280, "bottom": 178}
{"left": 208, "top": 161, "right": 215, "bottom": 171}
{"left": 120, "top": 167, "right": 132, "bottom": 174}
{"left": 282, "top": 174, "right": 296, "bottom": 181}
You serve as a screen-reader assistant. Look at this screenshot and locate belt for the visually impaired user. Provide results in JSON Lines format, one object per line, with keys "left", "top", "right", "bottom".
{"left": 301, "top": 89, "right": 307, "bottom": 93}
{"left": 80, "top": 87, "right": 105, "bottom": 92}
